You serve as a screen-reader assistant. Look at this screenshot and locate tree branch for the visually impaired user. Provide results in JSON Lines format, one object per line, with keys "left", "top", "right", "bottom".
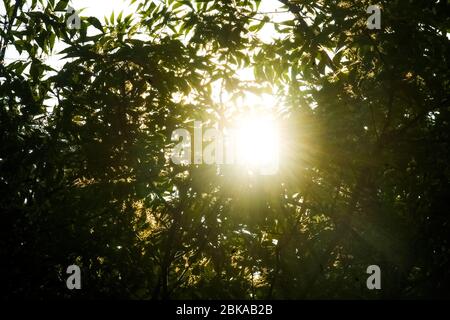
{"left": 0, "top": 0, "right": 21, "bottom": 63}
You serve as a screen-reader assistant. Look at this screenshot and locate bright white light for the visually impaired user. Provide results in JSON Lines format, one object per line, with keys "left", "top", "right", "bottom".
{"left": 235, "top": 115, "right": 279, "bottom": 174}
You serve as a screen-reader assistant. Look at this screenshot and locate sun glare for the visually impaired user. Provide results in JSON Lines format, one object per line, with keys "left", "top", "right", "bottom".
{"left": 235, "top": 114, "right": 280, "bottom": 175}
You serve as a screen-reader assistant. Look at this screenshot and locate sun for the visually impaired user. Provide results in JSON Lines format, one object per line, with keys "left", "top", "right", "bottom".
{"left": 235, "top": 113, "right": 280, "bottom": 175}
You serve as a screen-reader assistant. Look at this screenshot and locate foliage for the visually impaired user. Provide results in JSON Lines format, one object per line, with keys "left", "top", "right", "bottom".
{"left": 1, "top": 0, "right": 449, "bottom": 299}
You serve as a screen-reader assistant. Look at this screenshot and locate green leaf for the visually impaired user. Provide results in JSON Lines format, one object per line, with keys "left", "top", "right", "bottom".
{"left": 87, "top": 17, "right": 103, "bottom": 32}
{"left": 54, "top": 0, "right": 69, "bottom": 11}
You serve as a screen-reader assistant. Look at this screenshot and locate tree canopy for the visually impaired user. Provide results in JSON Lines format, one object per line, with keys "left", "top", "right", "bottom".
{"left": 1, "top": 0, "right": 449, "bottom": 299}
